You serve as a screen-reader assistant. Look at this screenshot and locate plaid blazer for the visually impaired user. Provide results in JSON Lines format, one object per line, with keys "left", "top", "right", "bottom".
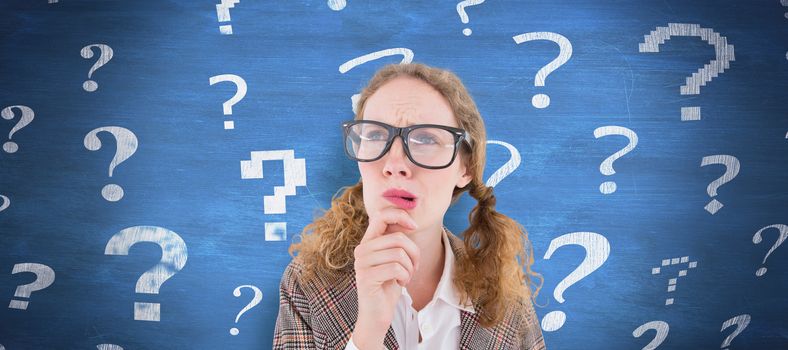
{"left": 273, "top": 227, "right": 547, "bottom": 349}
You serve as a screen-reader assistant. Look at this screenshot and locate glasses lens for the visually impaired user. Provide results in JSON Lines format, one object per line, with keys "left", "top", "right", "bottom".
{"left": 407, "top": 127, "right": 456, "bottom": 167}
{"left": 345, "top": 122, "right": 390, "bottom": 160}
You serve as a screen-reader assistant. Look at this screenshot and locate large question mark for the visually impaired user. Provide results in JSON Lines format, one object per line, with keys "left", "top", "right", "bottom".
{"left": 541, "top": 231, "right": 610, "bottom": 331}
{"left": 512, "top": 32, "right": 572, "bottom": 109}
{"left": 104, "top": 226, "right": 188, "bottom": 322}
{"left": 632, "top": 320, "right": 669, "bottom": 350}
{"left": 97, "top": 345, "right": 123, "bottom": 350}
{"left": 80, "top": 44, "right": 114, "bottom": 92}
{"left": 83, "top": 126, "right": 138, "bottom": 202}
{"left": 456, "top": 0, "right": 485, "bottom": 36}
{"left": 339, "top": 48, "right": 414, "bottom": 115}
{"left": 484, "top": 140, "right": 521, "bottom": 188}
{"left": 209, "top": 74, "right": 247, "bottom": 130}
{"left": 638, "top": 23, "right": 735, "bottom": 121}
{"left": 699, "top": 154, "right": 740, "bottom": 215}
{"left": 230, "top": 285, "right": 263, "bottom": 335}
{"left": 2, "top": 105, "right": 35, "bottom": 154}
{"left": 240, "top": 150, "right": 307, "bottom": 241}
{"left": 752, "top": 224, "right": 787, "bottom": 277}
{"left": 8, "top": 263, "right": 56, "bottom": 310}
{"left": 594, "top": 126, "right": 638, "bottom": 194}
{"left": 216, "top": 0, "right": 240, "bottom": 35}
{"left": 650, "top": 256, "right": 698, "bottom": 305}
{"left": 0, "top": 195, "right": 9, "bottom": 212}
{"left": 720, "top": 314, "right": 751, "bottom": 350}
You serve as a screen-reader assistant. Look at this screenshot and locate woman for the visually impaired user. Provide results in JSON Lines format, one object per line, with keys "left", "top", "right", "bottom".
{"left": 273, "top": 62, "right": 545, "bottom": 349}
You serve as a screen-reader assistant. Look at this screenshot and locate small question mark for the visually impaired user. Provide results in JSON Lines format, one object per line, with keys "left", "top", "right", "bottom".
{"left": 216, "top": 0, "right": 240, "bottom": 35}
{"left": 0, "top": 195, "right": 9, "bottom": 212}
{"left": 484, "top": 140, "right": 521, "bottom": 188}
{"left": 97, "top": 345, "right": 123, "bottom": 350}
{"left": 230, "top": 285, "right": 263, "bottom": 335}
{"left": 513, "top": 32, "right": 573, "bottom": 109}
{"left": 594, "top": 126, "right": 638, "bottom": 194}
{"left": 240, "top": 150, "right": 307, "bottom": 241}
{"left": 104, "top": 226, "right": 188, "bottom": 322}
{"left": 80, "top": 44, "right": 114, "bottom": 92}
{"left": 456, "top": 0, "right": 485, "bottom": 36}
{"left": 638, "top": 23, "right": 735, "bottom": 121}
{"left": 2, "top": 105, "right": 35, "bottom": 154}
{"left": 752, "top": 224, "right": 787, "bottom": 276}
{"left": 83, "top": 126, "right": 138, "bottom": 202}
{"left": 339, "top": 48, "right": 414, "bottom": 115}
{"left": 209, "top": 74, "right": 247, "bottom": 130}
{"left": 650, "top": 256, "right": 698, "bottom": 305}
{"left": 541, "top": 231, "right": 610, "bottom": 331}
{"left": 8, "top": 263, "right": 56, "bottom": 310}
{"left": 720, "top": 314, "right": 751, "bottom": 350}
{"left": 632, "top": 321, "right": 669, "bottom": 350}
{"left": 700, "top": 154, "right": 740, "bottom": 215}
{"left": 327, "top": 0, "right": 347, "bottom": 11}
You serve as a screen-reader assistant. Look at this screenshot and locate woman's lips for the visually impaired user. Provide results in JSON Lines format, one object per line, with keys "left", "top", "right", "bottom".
{"left": 384, "top": 195, "right": 417, "bottom": 210}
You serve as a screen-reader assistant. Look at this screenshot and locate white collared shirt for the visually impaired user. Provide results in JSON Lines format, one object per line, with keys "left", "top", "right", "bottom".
{"left": 346, "top": 227, "right": 475, "bottom": 349}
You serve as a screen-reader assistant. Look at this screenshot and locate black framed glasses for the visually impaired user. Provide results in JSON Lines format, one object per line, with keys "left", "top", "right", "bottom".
{"left": 341, "top": 119, "right": 473, "bottom": 169}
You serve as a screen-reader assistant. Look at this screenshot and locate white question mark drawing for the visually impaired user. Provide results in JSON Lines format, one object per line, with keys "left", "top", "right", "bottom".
{"left": 327, "top": 0, "right": 347, "bottom": 11}
{"left": 632, "top": 320, "right": 669, "bottom": 350}
{"left": 240, "top": 150, "right": 307, "bottom": 241}
{"left": 339, "top": 48, "right": 414, "bottom": 115}
{"left": 80, "top": 44, "right": 114, "bottom": 92}
{"left": 97, "top": 345, "right": 123, "bottom": 350}
{"left": 594, "top": 126, "right": 638, "bottom": 194}
{"left": 650, "top": 256, "right": 698, "bottom": 305}
{"left": 541, "top": 231, "right": 610, "bottom": 331}
{"left": 752, "top": 224, "right": 787, "bottom": 276}
{"left": 699, "top": 154, "right": 740, "bottom": 215}
{"left": 209, "top": 74, "right": 247, "bottom": 130}
{"left": 720, "top": 314, "right": 751, "bottom": 350}
{"left": 83, "top": 126, "right": 138, "bottom": 202}
{"left": 456, "top": 0, "right": 485, "bottom": 36}
{"left": 104, "top": 226, "right": 188, "bottom": 322}
{"left": 8, "top": 263, "right": 56, "bottom": 310}
{"left": 2, "top": 105, "right": 35, "bottom": 154}
{"left": 216, "top": 0, "right": 240, "bottom": 35}
{"left": 0, "top": 194, "right": 9, "bottom": 212}
{"left": 230, "top": 285, "right": 263, "bottom": 335}
{"left": 512, "top": 32, "right": 573, "bottom": 109}
{"left": 638, "top": 23, "right": 735, "bottom": 121}
{"left": 484, "top": 140, "right": 521, "bottom": 188}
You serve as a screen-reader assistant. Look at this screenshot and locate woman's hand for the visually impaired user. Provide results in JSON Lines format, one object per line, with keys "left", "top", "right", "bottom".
{"left": 351, "top": 208, "right": 421, "bottom": 349}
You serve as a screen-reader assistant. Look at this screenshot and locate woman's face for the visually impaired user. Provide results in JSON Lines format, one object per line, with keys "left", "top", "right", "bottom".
{"left": 358, "top": 76, "right": 472, "bottom": 234}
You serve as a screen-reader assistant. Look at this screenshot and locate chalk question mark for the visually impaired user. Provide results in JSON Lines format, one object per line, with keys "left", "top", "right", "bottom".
{"left": 216, "top": 0, "right": 240, "bottom": 35}
{"left": 541, "top": 231, "right": 610, "bottom": 331}
{"left": 752, "top": 224, "right": 787, "bottom": 277}
{"left": 2, "top": 105, "right": 34, "bottom": 154}
{"left": 80, "top": 44, "right": 114, "bottom": 92}
{"left": 456, "top": 0, "right": 485, "bottom": 36}
{"left": 209, "top": 74, "right": 247, "bottom": 130}
{"left": 104, "top": 226, "right": 188, "bottom": 322}
{"left": 651, "top": 256, "right": 698, "bottom": 305}
{"left": 83, "top": 126, "right": 138, "bottom": 202}
{"left": 594, "top": 126, "right": 638, "bottom": 194}
{"left": 230, "top": 285, "right": 263, "bottom": 335}
{"left": 485, "top": 140, "right": 521, "bottom": 188}
{"left": 720, "top": 314, "right": 751, "bottom": 350}
{"left": 638, "top": 23, "right": 735, "bottom": 121}
{"left": 0, "top": 195, "right": 9, "bottom": 213}
{"left": 240, "top": 150, "right": 307, "bottom": 241}
{"left": 8, "top": 263, "right": 56, "bottom": 310}
{"left": 327, "top": 0, "right": 347, "bottom": 11}
{"left": 513, "top": 32, "right": 572, "bottom": 109}
{"left": 632, "top": 320, "right": 669, "bottom": 350}
{"left": 700, "top": 154, "right": 740, "bottom": 215}
{"left": 339, "top": 48, "right": 414, "bottom": 115}
{"left": 97, "top": 345, "right": 123, "bottom": 350}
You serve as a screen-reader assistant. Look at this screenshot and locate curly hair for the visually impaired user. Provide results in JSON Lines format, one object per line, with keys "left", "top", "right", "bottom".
{"left": 289, "top": 62, "right": 543, "bottom": 327}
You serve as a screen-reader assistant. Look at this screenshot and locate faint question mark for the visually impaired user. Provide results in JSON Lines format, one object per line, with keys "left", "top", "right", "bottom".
{"left": 513, "top": 32, "right": 572, "bottom": 108}
{"left": 594, "top": 126, "right": 638, "bottom": 194}
{"left": 230, "top": 285, "right": 263, "bottom": 335}
{"left": 651, "top": 256, "right": 698, "bottom": 305}
{"left": 209, "top": 74, "right": 247, "bottom": 130}
{"left": 339, "top": 48, "right": 414, "bottom": 115}
{"left": 2, "top": 105, "right": 34, "bottom": 154}
{"left": 216, "top": 0, "right": 240, "bottom": 35}
{"left": 541, "top": 231, "right": 610, "bottom": 331}
{"left": 632, "top": 321, "right": 669, "bottom": 350}
{"left": 83, "top": 126, "right": 138, "bottom": 202}
{"left": 8, "top": 263, "right": 56, "bottom": 310}
{"left": 240, "top": 150, "right": 307, "bottom": 241}
{"left": 80, "top": 44, "right": 114, "bottom": 92}
{"left": 49, "top": 0, "right": 58, "bottom": 3}
{"left": 0, "top": 195, "right": 9, "bottom": 212}
{"left": 485, "top": 140, "right": 521, "bottom": 188}
{"left": 752, "top": 224, "right": 787, "bottom": 276}
{"left": 456, "top": 0, "right": 485, "bottom": 36}
{"left": 104, "top": 226, "right": 188, "bottom": 322}
{"left": 700, "top": 154, "right": 740, "bottom": 215}
{"left": 638, "top": 23, "right": 735, "bottom": 121}
{"left": 97, "top": 345, "right": 123, "bottom": 350}
{"left": 327, "top": 0, "right": 346, "bottom": 11}
{"left": 720, "top": 314, "right": 751, "bottom": 350}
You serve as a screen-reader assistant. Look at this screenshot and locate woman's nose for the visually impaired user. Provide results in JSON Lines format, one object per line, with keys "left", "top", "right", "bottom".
{"left": 382, "top": 136, "right": 412, "bottom": 177}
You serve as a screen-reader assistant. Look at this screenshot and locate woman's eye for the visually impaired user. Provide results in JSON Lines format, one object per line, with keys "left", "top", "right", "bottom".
{"left": 362, "top": 131, "right": 387, "bottom": 140}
